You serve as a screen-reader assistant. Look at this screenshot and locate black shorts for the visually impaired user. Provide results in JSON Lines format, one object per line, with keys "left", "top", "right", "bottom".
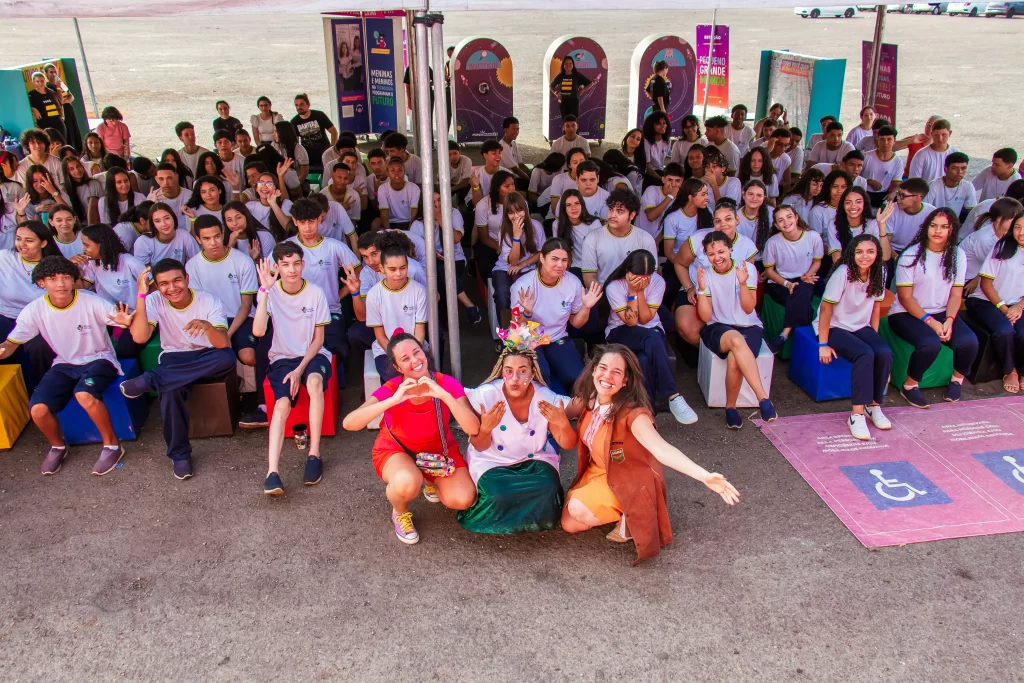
{"left": 674, "top": 289, "right": 695, "bottom": 307}
{"left": 700, "top": 323, "right": 764, "bottom": 360}
{"left": 29, "top": 359, "right": 119, "bottom": 413}
{"left": 228, "top": 317, "right": 257, "bottom": 353}
{"left": 267, "top": 355, "right": 333, "bottom": 406}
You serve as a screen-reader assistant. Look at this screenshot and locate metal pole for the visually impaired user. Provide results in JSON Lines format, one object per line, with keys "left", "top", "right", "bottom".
{"left": 413, "top": 12, "right": 441, "bottom": 368}
{"left": 72, "top": 18, "right": 100, "bottom": 118}
{"left": 406, "top": 10, "right": 422, "bottom": 154}
{"left": 700, "top": 8, "right": 718, "bottom": 124}
{"left": 430, "top": 15, "right": 461, "bottom": 381}
{"left": 866, "top": 7, "right": 887, "bottom": 107}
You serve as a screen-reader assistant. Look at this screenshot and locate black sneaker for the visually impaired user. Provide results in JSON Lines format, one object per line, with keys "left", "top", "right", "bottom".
{"left": 120, "top": 375, "right": 150, "bottom": 399}
{"left": 264, "top": 472, "right": 284, "bottom": 495}
{"left": 173, "top": 458, "right": 194, "bottom": 480}
{"left": 944, "top": 381, "right": 963, "bottom": 403}
{"left": 725, "top": 408, "right": 743, "bottom": 430}
{"left": 759, "top": 398, "right": 778, "bottom": 422}
{"left": 239, "top": 410, "right": 269, "bottom": 428}
{"left": 467, "top": 306, "right": 482, "bottom": 325}
{"left": 900, "top": 386, "right": 929, "bottom": 409}
{"left": 766, "top": 334, "right": 787, "bottom": 355}
{"left": 304, "top": 456, "right": 323, "bottom": 486}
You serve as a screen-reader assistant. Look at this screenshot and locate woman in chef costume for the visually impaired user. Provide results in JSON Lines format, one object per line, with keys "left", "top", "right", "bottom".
{"left": 458, "top": 312, "right": 578, "bottom": 534}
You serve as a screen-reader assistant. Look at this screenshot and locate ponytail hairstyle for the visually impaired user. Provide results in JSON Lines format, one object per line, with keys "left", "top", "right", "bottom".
{"left": 738, "top": 147, "right": 775, "bottom": 189}
{"left": 814, "top": 169, "right": 852, "bottom": 207}
{"left": 833, "top": 186, "right": 875, "bottom": 254}
{"left": 903, "top": 207, "right": 961, "bottom": 283}
{"left": 740, "top": 179, "right": 773, "bottom": 251}
{"left": 555, "top": 189, "right": 597, "bottom": 245}
{"left": 787, "top": 167, "right": 825, "bottom": 202}
{"left": 843, "top": 234, "right": 886, "bottom": 298}
{"left": 487, "top": 169, "right": 515, "bottom": 215}
{"left": 992, "top": 210, "right": 1024, "bottom": 261}
{"left": 81, "top": 223, "right": 128, "bottom": 271}
{"left": 119, "top": 200, "right": 155, "bottom": 234}
{"left": 498, "top": 192, "right": 539, "bottom": 255}
{"left": 973, "top": 197, "right": 1023, "bottom": 234}
{"left": 602, "top": 248, "right": 657, "bottom": 293}
{"left": 660, "top": 177, "right": 713, "bottom": 233}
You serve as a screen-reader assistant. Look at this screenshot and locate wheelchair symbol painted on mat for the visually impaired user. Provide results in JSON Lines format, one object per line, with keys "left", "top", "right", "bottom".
{"left": 973, "top": 449, "right": 1024, "bottom": 496}
{"left": 840, "top": 461, "right": 953, "bottom": 511}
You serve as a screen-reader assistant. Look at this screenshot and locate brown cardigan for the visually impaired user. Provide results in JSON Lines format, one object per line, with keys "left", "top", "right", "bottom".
{"left": 573, "top": 406, "right": 673, "bottom": 565}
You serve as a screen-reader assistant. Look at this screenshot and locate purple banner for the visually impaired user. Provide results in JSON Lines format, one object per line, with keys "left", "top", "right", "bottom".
{"left": 633, "top": 37, "right": 696, "bottom": 129}
{"left": 330, "top": 18, "right": 370, "bottom": 134}
{"left": 696, "top": 25, "right": 730, "bottom": 109}
{"left": 365, "top": 17, "right": 399, "bottom": 133}
{"left": 862, "top": 41, "right": 897, "bottom": 128}
{"left": 546, "top": 37, "right": 608, "bottom": 141}
{"left": 452, "top": 39, "right": 514, "bottom": 143}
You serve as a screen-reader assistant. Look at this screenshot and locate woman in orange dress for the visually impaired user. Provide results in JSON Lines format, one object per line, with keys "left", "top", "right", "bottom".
{"left": 561, "top": 344, "right": 740, "bottom": 564}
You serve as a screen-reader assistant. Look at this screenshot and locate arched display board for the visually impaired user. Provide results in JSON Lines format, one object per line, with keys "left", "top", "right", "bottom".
{"left": 451, "top": 37, "right": 514, "bottom": 144}
{"left": 543, "top": 36, "right": 607, "bottom": 142}
{"left": 629, "top": 36, "right": 697, "bottom": 130}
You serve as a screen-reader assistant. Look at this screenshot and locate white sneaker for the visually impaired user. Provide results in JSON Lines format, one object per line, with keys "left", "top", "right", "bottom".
{"left": 669, "top": 395, "right": 698, "bottom": 425}
{"left": 849, "top": 413, "right": 871, "bottom": 441}
{"left": 866, "top": 405, "right": 892, "bottom": 430}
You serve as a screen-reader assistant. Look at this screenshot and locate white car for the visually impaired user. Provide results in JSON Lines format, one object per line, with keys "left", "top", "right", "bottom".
{"left": 794, "top": 6, "right": 858, "bottom": 17}
{"left": 947, "top": 1, "right": 988, "bottom": 14}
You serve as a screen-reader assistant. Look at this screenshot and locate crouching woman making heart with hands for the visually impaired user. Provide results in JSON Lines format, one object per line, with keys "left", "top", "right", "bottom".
{"left": 343, "top": 333, "right": 480, "bottom": 545}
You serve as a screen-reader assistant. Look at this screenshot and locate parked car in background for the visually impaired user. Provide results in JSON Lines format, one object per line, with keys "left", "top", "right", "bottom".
{"left": 910, "top": 3, "right": 949, "bottom": 12}
{"left": 795, "top": 6, "right": 858, "bottom": 16}
{"left": 984, "top": 1, "right": 1024, "bottom": 15}
{"left": 948, "top": 2, "right": 989, "bottom": 14}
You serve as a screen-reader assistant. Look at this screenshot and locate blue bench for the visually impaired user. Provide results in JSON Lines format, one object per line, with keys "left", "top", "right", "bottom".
{"left": 788, "top": 326, "right": 853, "bottom": 401}
{"left": 57, "top": 359, "right": 150, "bottom": 445}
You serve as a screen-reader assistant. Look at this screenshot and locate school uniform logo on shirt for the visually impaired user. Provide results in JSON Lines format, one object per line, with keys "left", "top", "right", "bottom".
{"left": 560, "top": 299, "right": 571, "bottom": 309}
{"left": 77, "top": 324, "right": 94, "bottom": 334}
{"left": 402, "top": 304, "right": 415, "bottom": 315}
{"left": 300, "top": 306, "right": 315, "bottom": 318}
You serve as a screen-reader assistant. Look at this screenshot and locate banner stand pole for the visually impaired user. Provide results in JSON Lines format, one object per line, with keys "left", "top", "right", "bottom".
{"left": 700, "top": 8, "right": 718, "bottom": 124}
{"left": 72, "top": 18, "right": 100, "bottom": 118}
{"left": 866, "top": 6, "right": 886, "bottom": 107}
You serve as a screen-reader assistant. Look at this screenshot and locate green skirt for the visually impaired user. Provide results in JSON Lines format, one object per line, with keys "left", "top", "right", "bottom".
{"left": 457, "top": 460, "right": 564, "bottom": 535}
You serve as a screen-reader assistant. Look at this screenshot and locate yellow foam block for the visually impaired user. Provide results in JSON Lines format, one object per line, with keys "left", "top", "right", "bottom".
{"left": 0, "top": 365, "right": 30, "bottom": 450}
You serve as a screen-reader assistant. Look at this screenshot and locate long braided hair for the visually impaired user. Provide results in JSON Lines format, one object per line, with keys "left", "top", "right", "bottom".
{"left": 482, "top": 347, "right": 546, "bottom": 386}
{"left": 842, "top": 234, "right": 886, "bottom": 298}
{"left": 903, "top": 207, "right": 961, "bottom": 283}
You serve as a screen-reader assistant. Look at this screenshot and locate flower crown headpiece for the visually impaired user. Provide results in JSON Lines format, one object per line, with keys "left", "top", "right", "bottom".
{"left": 497, "top": 307, "right": 550, "bottom": 352}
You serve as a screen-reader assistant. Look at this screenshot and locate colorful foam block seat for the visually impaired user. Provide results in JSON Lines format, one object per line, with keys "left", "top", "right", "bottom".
{"left": 262, "top": 355, "right": 341, "bottom": 437}
{"left": 787, "top": 326, "right": 853, "bottom": 401}
{"left": 878, "top": 317, "right": 953, "bottom": 389}
{"left": 0, "top": 365, "right": 30, "bottom": 450}
{"left": 57, "top": 359, "right": 150, "bottom": 445}
{"left": 185, "top": 375, "right": 240, "bottom": 438}
{"left": 697, "top": 339, "right": 775, "bottom": 408}
{"left": 759, "top": 294, "right": 822, "bottom": 360}
{"left": 138, "top": 333, "right": 162, "bottom": 397}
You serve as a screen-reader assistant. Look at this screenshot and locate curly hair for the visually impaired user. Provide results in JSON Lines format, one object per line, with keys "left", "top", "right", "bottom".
{"left": 30, "top": 254, "right": 79, "bottom": 283}
{"left": 903, "top": 207, "right": 961, "bottom": 283}
{"left": 81, "top": 223, "right": 128, "bottom": 272}
{"left": 833, "top": 186, "right": 875, "bottom": 254}
{"left": 374, "top": 229, "right": 416, "bottom": 263}
{"left": 738, "top": 147, "right": 775, "bottom": 189}
{"left": 571, "top": 344, "right": 652, "bottom": 416}
{"left": 482, "top": 347, "right": 546, "bottom": 386}
{"left": 841, "top": 234, "right": 886, "bottom": 299}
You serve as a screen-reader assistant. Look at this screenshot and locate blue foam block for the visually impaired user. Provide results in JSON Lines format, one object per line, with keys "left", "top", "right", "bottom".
{"left": 788, "top": 326, "right": 853, "bottom": 401}
{"left": 57, "top": 359, "right": 150, "bottom": 445}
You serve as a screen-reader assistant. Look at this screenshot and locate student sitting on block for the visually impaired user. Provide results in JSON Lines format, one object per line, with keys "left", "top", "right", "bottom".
{"left": 0, "top": 256, "right": 127, "bottom": 476}
{"left": 115, "top": 259, "right": 237, "bottom": 480}
{"left": 254, "top": 242, "right": 333, "bottom": 496}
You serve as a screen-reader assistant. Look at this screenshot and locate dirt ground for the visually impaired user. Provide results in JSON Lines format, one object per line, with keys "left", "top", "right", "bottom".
{"left": 2, "top": 10, "right": 1024, "bottom": 683}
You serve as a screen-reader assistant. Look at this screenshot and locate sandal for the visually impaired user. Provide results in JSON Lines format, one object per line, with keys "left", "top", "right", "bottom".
{"left": 1004, "top": 374, "right": 1020, "bottom": 394}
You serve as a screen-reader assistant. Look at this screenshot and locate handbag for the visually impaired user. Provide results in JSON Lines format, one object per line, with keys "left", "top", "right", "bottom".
{"left": 383, "top": 386, "right": 456, "bottom": 478}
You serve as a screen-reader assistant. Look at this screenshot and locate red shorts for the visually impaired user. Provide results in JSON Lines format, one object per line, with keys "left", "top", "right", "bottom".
{"left": 371, "top": 431, "right": 466, "bottom": 482}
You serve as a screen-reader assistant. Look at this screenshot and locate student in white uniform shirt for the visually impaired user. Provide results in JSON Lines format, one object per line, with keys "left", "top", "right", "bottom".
{"left": 694, "top": 231, "right": 778, "bottom": 429}
{"left": 78, "top": 223, "right": 147, "bottom": 359}
{"left": 473, "top": 170, "right": 516, "bottom": 282}
{"left": 641, "top": 112, "right": 671, "bottom": 176}
{"left": 309, "top": 192, "right": 356, "bottom": 252}
{"left": 814, "top": 234, "right": 893, "bottom": 440}
{"left": 185, "top": 215, "right": 260, "bottom": 373}
{"left": 959, "top": 183, "right": 1024, "bottom": 242}
{"left": 565, "top": 160, "right": 609, "bottom": 221}
{"left": 670, "top": 115, "right": 708, "bottom": 166}
{"left": 860, "top": 126, "right": 905, "bottom": 204}
{"left": 766, "top": 128, "right": 795, "bottom": 196}
{"left": 499, "top": 116, "right": 531, "bottom": 186}
{"left": 14, "top": 130, "right": 64, "bottom": 186}
{"left": 133, "top": 203, "right": 199, "bottom": 266}
{"left": 739, "top": 147, "right": 778, "bottom": 205}
{"left": 194, "top": 152, "right": 237, "bottom": 202}
{"left": 0, "top": 257, "right": 127, "bottom": 476}
{"left": 118, "top": 259, "right": 238, "bottom": 480}
{"left": 806, "top": 115, "right": 835, "bottom": 152}
{"left": 377, "top": 157, "right": 420, "bottom": 231}
{"left": 907, "top": 119, "right": 956, "bottom": 182}
{"left": 285, "top": 198, "right": 361, "bottom": 374}
{"left": 174, "top": 122, "right": 209, "bottom": 176}
{"left": 110, "top": 201, "right": 151, "bottom": 254}
{"left": 966, "top": 213, "right": 1024, "bottom": 393}
{"left": 147, "top": 163, "right": 193, "bottom": 227}
{"left": 737, "top": 180, "right": 774, "bottom": 260}
{"left": 554, "top": 189, "right": 602, "bottom": 280}
{"left": 549, "top": 115, "right": 590, "bottom": 159}
{"left": 579, "top": 188, "right": 659, "bottom": 290}
{"left": 510, "top": 237, "right": 601, "bottom": 394}
{"left": 826, "top": 186, "right": 894, "bottom": 263}
{"left": 21, "top": 165, "right": 70, "bottom": 222}
{"left": 807, "top": 122, "right": 856, "bottom": 170}
{"left": 674, "top": 202, "right": 758, "bottom": 348}
{"left": 547, "top": 148, "right": 587, "bottom": 220}
{"left": 62, "top": 157, "right": 102, "bottom": 225}
{"left": 637, "top": 162, "right": 684, "bottom": 240}
{"left": 271, "top": 122, "right": 308, "bottom": 197}
{"left": 320, "top": 162, "right": 362, "bottom": 231}
{"left": 961, "top": 198, "right": 1021, "bottom": 285}
{"left": 703, "top": 117, "right": 742, "bottom": 175}
{"left": 885, "top": 179, "right": 936, "bottom": 255}
{"left": 446, "top": 140, "right": 474, "bottom": 202}
{"left": 887, "top": 207, "right": 977, "bottom": 408}
{"left": 245, "top": 172, "right": 293, "bottom": 238}
{"left": 0, "top": 222, "right": 60, "bottom": 384}
{"left": 725, "top": 105, "right": 755, "bottom": 158}
{"left": 972, "top": 148, "right": 1022, "bottom": 202}
{"left": 469, "top": 140, "right": 512, "bottom": 209}
{"left": 182, "top": 176, "right": 227, "bottom": 223}
{"left": 363, "top": 235, "right": 428, "bottom": 381}
{"left": 925, "top": 152, "right": 977, "bottom": 221}
{"left": 222, "top": 201, "right": 278, "bottom": 261}
{"left": 213, "top": 131, "right": 246, "bottom": 193}
{"left": 812, "top": 150, "right": 869, "bottom": 192}
{"left": 492, "top": 193, "right": 546, "bottom": 328}
{"left": 604, "top": 249, "right": 698, "bottom": 424}
{"left": 702, "top": 148, "right": 742, "bottom": 206}
{"left": 526, "top": 153, "right": 563, "bottom": 215}
{"left": 780, "top": 167, "right": 824, "bottom": 224}
{"left": 761, "top": 205, "right": 824, "bottom": 353}
{"left": 48, "top": 206, "right": 83, "bottom": 259}
{"left": 253, "top": 243, "right": 334, "bottom": 496}
{"left": 382, "top": 133, "right": 423, "bottom": 184}
{"left": 661, "top": 178, "right": 713, "bottom": 310}
{"left": 807, "top": 170, "right": 850, "bottom": 238}
{"left": 846, "top": 106, "right": 876, "bottom": 147}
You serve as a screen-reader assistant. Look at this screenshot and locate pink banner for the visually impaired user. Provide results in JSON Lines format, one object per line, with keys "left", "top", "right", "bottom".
{"left": 862, "top": 41, "right": 898, "bottom": 127}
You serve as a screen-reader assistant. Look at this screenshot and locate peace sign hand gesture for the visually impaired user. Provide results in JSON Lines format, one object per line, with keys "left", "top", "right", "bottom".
{"left": 341, "top": 263, "right": 361, "bottom": 294}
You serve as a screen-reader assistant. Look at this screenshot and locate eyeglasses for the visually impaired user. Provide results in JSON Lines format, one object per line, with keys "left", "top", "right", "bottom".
{"left": 896, "top": 192, "right": 918, "bottom": 201}
{"left": 256, "top": 181, "right": 275, "bottom": 187}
